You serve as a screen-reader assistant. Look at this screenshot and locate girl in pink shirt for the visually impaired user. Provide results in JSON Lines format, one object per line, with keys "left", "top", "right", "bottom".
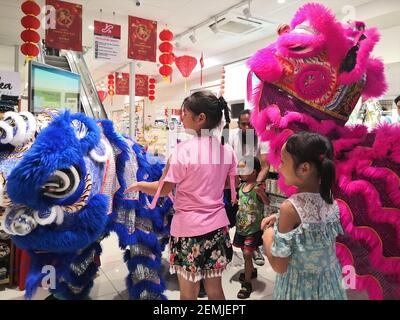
{"left": 125, "top": 91, "right": 237, "bottom": 300}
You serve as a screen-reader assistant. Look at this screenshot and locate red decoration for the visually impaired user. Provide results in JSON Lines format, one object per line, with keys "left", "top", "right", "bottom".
{"left": 159, "top": 53, "right": 175, "bottom": 65}
{"left": 148, "top": 78, "right": 156, "bottom": 102}
{"left": 21, "top": 1, "right": 41, "bottom": 16}
{"left": 159, "top": 29, "right": 174, "bottom": 42}
{"left": 21, "top": 15, "right": 40, "bottom": 30}
{"left": 97, "top": 90, "right": 108, "bottom": 103}
{"left": 200, "top": 52, "right": 205, "bottom": 86}
{"left": 159, "top": 65, "right": 173, "bottom": 77}
{"left": 20, "top": 1, "right": 41, "bottom": 60}
{"left": 128, "top": 16, "right": 157, "bottom": 62}
{"left": 108, "top": 73, "right": 115, "bottom": 97}
{"left": 158, "top": 28, "right": 174, "bottom": 82}
{"left": 175, "top": 55, "right": 197, "bottom": 78}
{"left": 219, "top": 66, "right": 226, "bottom": 96}
{"left": 21, "top": 29, "right": 40, "bottom": 43}
{"left": 20, "top": 43, "right": 39, "bottom": 57}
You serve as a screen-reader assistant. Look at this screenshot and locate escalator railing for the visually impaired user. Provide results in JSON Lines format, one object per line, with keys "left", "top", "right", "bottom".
{"left": 37, "top": 42, "right": 108, "bottom": 120}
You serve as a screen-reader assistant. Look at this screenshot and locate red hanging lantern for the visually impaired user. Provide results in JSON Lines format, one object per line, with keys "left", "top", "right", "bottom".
{"left": 159, "top": 28, "right": 174, "bottom": 82}
{"left": 219, "top": 66, "right": 226, "bottom": 97}
{"left": 148, "top": 78, "right": 156, "bottom": 102}
{"left": 21, "top": 0, "right": 41, "bottom": 16}
{"left": 108, "top": 74, "right": 115, "bottom": 98}
{"left": 20, "top": 1, "right": 41, "bottom": 61}
{"left": 159, "top": 65, "right": 173, "bottom": 77}
{"left": 175, "top": 55, "right": 197, "bottom": 92}
{"left": 159, "top": 29, "right": 174, "bottom": 42}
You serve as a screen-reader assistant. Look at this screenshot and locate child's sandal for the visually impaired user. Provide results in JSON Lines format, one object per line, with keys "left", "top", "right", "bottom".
{"left": 239, "top": 268, "right": 257, "bottom": 282}
{"left": 237, "top": 282, "right": 252, "bottom": 299}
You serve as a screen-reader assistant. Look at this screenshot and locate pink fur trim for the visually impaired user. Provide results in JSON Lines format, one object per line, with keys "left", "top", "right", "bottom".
{"left": 277, "top": 33, "right": 326, "bottom": 59}
{"left": 362, "top": 58, "right": 388, "bottom": 99}
{"left": 290, "top": 2, "right": 350, "bottom": 66}
{"left": 340, "top": 28, "right": 381, "bottom": 85}
{"left": 337, "top": 180, "right": 400, "bottom": 274}
{"left": 246, "top": 45, "right": 283, "bottom": 83}
{"left": 336, "top": 242, "right": 384, "bottom": 300}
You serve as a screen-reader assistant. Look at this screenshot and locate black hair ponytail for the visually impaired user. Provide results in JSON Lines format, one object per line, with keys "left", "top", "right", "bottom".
{"left": 218, "top": 96, "right": 230, "bottom": 145}
{"left": 319, "top": 156, "right": 335, "bottom": 204}
{"left": 285, "top": 132, "right": 336, "bottom": 204}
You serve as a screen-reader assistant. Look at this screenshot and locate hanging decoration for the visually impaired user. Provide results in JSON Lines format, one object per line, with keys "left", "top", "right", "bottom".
{"left": 219, "top": 66, "right": 225, "bottom": 97}
{"left": 175, "top": 55, "right": 197, "bottom": 92}
{"left": 158, "top": 28, "right": 174, "bottom": 82}
{"left": 148, "top": 78, "right": 156, "bottom": 102}
{"left": 200, "top": 52, "right": 204, "bottom": 86}
{"left": 97, "top": 90, "right": 108, "bottom": 103}
{"left": 20, "top": 1, "right": 41, "bottom": 61}
{"left": 108, "top": 74, "right": 115, "bottom": 105}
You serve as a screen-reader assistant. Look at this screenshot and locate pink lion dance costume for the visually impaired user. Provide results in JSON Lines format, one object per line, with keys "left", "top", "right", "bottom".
{"left": 247, "top": 3, "right": 400, "bottom": 300}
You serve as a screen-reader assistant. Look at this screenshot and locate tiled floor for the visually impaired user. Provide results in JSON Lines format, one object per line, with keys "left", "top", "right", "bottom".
{"left": 0, "top": 231, "right": 367, "bottom": 300}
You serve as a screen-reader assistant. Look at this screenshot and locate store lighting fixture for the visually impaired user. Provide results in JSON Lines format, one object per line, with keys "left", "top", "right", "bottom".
{"left": 243, "top": 0, "right": 252, "bottom": 18}
{"left": 88, "top": 25, "right": 94, "bottom": 30}
{"left": 210, "top": 17, "right": 219, "bottom": 34}
{"left": 189, "top": 31, "right": 197, "bottom": 44}
{"left": 277, "top": 0, "right": 286, "bottom": 4}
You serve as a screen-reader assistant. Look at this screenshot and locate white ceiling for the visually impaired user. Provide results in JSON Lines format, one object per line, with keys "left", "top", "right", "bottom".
{"left": 1, "top": 0, "right": 400, "bottom": 87}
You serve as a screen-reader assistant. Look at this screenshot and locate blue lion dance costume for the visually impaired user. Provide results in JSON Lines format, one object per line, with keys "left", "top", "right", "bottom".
{"left": 0, "top": 110, "right": 172, "bottom": 300}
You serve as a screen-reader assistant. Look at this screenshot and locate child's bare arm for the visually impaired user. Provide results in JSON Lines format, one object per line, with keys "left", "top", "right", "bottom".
{"left": 262, "top": 201, "right": 300, "bottom": 274}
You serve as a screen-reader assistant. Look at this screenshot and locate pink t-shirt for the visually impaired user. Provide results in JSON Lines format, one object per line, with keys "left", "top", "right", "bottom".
{"left": 164, "top": 136, "right": 237, "bottom": 237}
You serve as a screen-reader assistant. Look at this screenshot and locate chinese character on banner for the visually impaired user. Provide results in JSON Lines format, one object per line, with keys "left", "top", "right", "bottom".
{"left": 135, "top": 74, "right": 149, "bottom": 97}
{"left": 45, "top": 0, "right": 82, "bottom": 52}
{"left": 115, "top": 73, "right": 149, "bottom": 97}
{"left": 94, "top": 21, "right": 121, "bottom": 62}
{"left": 115, "top": 73, "right": 129, "bottom": 96}
{"left": 128, "top": 16, "right": 157, "bottom": 62}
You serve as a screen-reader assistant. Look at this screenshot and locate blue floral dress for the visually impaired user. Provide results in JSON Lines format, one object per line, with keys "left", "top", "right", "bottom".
{"left": 272, "top": 193, "right": 347, "bottom": 300}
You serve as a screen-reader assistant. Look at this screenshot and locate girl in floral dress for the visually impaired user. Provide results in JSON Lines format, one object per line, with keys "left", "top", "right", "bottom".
{"left": 126, "top": 91, "right": 237, "bottom": 300}
{"left": 262, "top": 132, "right": 347, "bottom": 300}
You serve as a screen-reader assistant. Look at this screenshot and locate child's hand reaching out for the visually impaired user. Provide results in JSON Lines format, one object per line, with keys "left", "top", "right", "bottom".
{"left": 261, "top": 214, "right": 277, "bottom": 231}
{"left": 124, "top": 182, "right": 140, "bottom": 194}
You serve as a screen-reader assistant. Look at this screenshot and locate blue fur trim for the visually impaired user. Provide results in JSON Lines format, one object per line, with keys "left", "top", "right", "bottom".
{"left": 124, "top": 249, "right": 161, "bottom": 270}
{"left": 7, "top": 112, "right": 100, "bottom": 211}
{"left": 12, "top": 195, "right": 109, "bottom": 253}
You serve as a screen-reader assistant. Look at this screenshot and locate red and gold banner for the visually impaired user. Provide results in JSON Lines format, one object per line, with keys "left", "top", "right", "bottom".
{"left": 135, "top": 74, "right": 149, "bottom": 97}
{"left": 115, "top": 73, "right": 149, "bottom": 97}
{"left": 115, "top": 73, "right": 129, "bottom": 96}
{"left": 128, "top": 16, "right": 157, "bottom": 62}
{"left": 45, "top": 0, "right": 82, "bottom": 52}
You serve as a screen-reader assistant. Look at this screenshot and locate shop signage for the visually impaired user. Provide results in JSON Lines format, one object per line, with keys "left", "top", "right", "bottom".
{"left": 128, "top": 16, "right": 157, "bottom": 62}
{"left": 115, "top": 73, "right": 149, "bottom": 97}
{"left": 94, "top": 20, "right": 121, "bottom": 62}
{"left": 0, "top": 71, "right": 20, "bottom": 97}
{"left": 45, "top": 0, "right": 83, "bottom": 52}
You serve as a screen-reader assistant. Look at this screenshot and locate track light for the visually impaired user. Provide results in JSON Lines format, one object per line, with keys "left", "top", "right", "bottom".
{"left": 189, "top": 32, "right": 197, "bottom": 44}
{"left": 210, "top": 17, "right": 219, "bottom": 34}
{"left": 243, "top": 0, "right": 252, "bottom": 18}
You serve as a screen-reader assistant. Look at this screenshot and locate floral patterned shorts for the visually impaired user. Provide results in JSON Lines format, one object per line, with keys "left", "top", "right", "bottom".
{"left": 169, "top": 227, "right": 233, "bottom": 282}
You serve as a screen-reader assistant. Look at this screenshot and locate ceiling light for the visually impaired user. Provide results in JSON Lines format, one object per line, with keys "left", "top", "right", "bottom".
{"left": 210, "top": 17, "right": 219, "bottom": 34}
{"left": 189, "top": 32, "right": 197, "bottom": 44}
{"left": 88, "top": 25, "right": 94, "bottom": 30}
{"left": 277, "top": 0, "right": 286, "bottom": 4}
{"left": 243, "top": 0, "right": 252, "bottom": 18}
